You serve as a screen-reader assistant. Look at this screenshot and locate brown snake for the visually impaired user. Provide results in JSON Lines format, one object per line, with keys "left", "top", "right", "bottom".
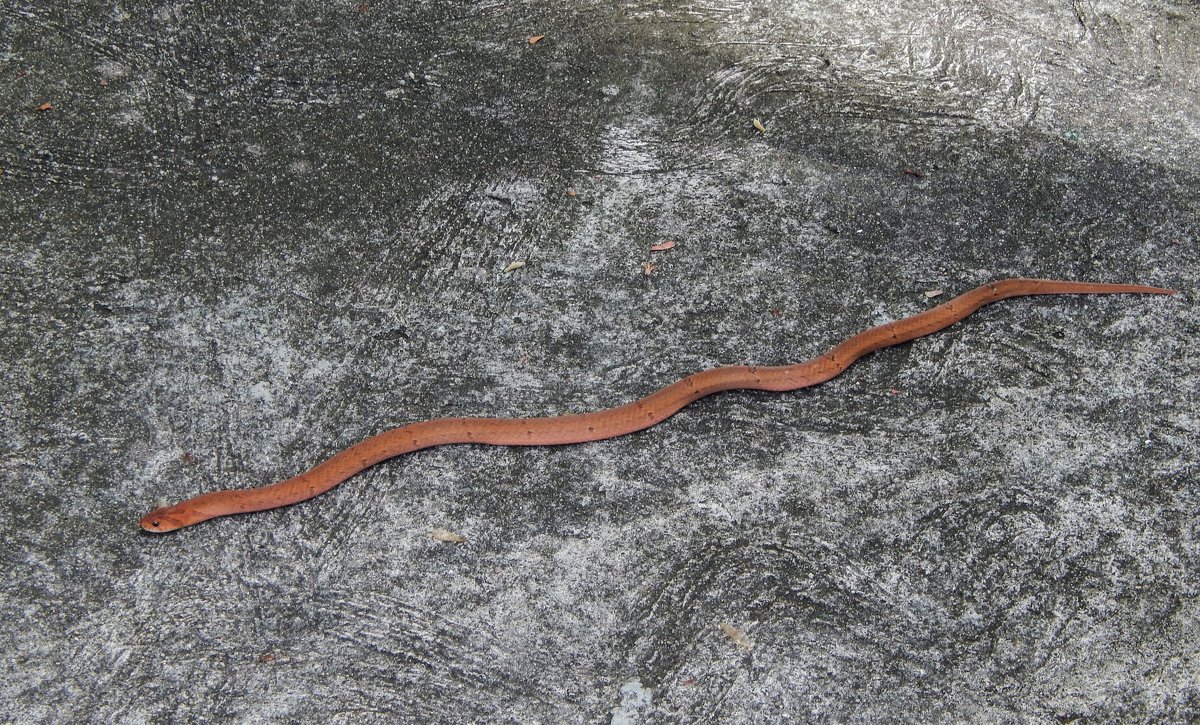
{"left": 141, "top": 278, "right": 1174, "bottom": 533}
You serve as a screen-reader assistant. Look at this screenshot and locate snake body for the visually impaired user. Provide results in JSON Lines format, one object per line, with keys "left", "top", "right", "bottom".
{"left": 141, "top": 278, "right": 1173, "bottom": 533}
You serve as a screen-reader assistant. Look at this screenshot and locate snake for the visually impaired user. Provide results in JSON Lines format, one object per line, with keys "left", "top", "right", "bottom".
{"left": 140, "top": 278, "right": 1174, "bottom": 533}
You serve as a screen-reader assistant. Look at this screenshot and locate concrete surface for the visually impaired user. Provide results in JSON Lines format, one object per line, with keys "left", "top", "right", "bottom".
{"left": 1, "top": 1, "right": 1197, "bottom": 722}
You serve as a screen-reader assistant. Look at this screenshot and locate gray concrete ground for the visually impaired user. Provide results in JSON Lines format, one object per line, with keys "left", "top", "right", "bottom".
{"left": 1, "top": 1, "right": 1197, "bottom": 722}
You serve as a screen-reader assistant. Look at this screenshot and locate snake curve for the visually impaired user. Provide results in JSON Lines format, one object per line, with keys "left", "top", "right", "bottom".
{"left": 140, "top": 278, "right": 1174, "bottom": 533}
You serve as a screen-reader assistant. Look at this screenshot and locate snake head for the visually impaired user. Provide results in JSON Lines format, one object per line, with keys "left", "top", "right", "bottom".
{"left": 139, "top": 505, "right": 189, "bottom": 533}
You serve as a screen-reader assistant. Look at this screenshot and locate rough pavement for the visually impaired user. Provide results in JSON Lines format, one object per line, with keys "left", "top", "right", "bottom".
{"left": 1, "top": 2, "right": 1197, "bottom": 722}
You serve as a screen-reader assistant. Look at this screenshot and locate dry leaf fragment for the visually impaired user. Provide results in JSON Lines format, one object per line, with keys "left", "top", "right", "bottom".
{"left": 503, "top": 260, "right": 526, "bottom": 273}
{"left": 752, "top": 118, "right": 766, "bottom": 133}
{"left": 641, "top": 261, "right": 657, "bottom": 276}
{"left": 528, "top": 35, "right": 545, "bottom": 45}
{"left": 719, "top": 622, "right": 753, "bottom": 651}
{"left": 431, "top": 527, "right": 467, "bottom": 543}
{"left": 35, "top": 102, "right": 52, "bottom": 112}
{"left": 923, "top": 288, "right": 944, "bottom": 299}
{"left": 649, "top": 240, "right": 676, "bottom": 252}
